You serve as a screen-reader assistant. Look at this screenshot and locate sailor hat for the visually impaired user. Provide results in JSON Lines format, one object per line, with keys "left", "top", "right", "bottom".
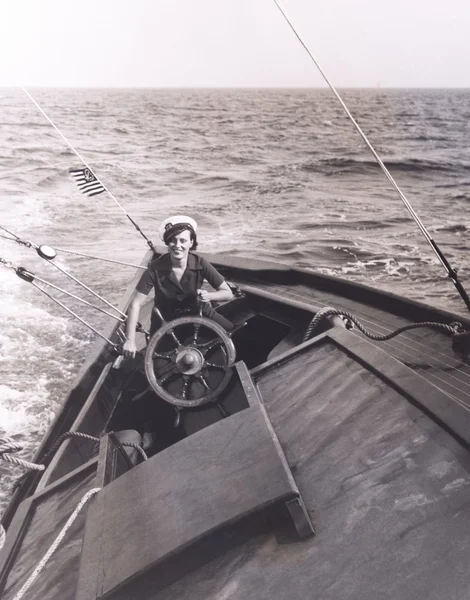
{"left": 159, "top": 215, "right": 198, "bottom": 242}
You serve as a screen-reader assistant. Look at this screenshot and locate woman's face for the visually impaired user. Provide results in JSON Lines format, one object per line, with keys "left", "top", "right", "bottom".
{"left": 167, "top": 229, "right": 192, "bottom": 260}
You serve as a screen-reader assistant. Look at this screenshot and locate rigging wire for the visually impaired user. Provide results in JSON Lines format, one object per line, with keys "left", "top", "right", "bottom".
{"left": 0, "top": 227, "right": 128, "bottom": 317}
{"left": 0, "top": 225, "right": 23, "bottom": 242}
{"left": 303, "top": 306, "right": 470, "bottom": 406}
{"left": 271, "top": 0, "right": 470, "bottom": 313}
{"left": 46, "top": 260, "right": 127, "bottom": 319}
{"left": 0, "top": 257, "right": 118, "bottom": 345}
{"left": 22, "top": 87, "right": 157, "bottom": 253}
{"left": 250, "top": 277, "right": 470, "bottom": 408}
{"left": 0, "top": 224, "right": 147, "bottom": 267}
{"left": 53, "top": 246, "right": 147, "bottom": 269}
{"left": 30, "top": 281, "right": 118, "bottom": 346}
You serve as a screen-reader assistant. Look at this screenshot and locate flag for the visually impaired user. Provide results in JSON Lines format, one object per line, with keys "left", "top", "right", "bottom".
{"left": 70, "top": 167, "right": 106, "bottom": 197}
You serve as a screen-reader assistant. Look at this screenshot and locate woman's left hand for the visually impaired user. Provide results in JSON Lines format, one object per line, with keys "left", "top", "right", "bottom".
{"left": 197, "top": 289, "right": 211, "bottom": 302}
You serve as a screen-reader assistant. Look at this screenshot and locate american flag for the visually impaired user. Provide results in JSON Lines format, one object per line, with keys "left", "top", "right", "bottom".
{"left": 70, "top": 167, "right": 106, "bottom": 197}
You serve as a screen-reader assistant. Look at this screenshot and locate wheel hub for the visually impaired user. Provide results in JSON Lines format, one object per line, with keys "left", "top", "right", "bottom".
{"left": 176, "top": 347, "right": 204, "bottom": 375}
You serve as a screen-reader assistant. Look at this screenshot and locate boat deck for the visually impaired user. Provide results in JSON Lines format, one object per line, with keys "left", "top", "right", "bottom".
{"left": 218, "top": 265, "right": 470, "bottom": 440}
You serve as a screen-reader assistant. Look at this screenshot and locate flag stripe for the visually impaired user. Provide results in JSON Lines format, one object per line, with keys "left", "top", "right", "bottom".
{"left": 77, "top": 182, "right": 103, "bottom": 191}
{"left": 69, "top": 167, "right": 106, "bottom": 197}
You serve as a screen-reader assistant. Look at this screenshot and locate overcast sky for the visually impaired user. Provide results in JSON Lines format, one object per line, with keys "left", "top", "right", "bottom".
{"left": 1, "top": 0, "right": 469, "bottom": 88}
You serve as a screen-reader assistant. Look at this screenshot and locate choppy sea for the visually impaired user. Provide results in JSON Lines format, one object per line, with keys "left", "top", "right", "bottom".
{"left": 1, "top": 87, "right": 469, "bottom": 510}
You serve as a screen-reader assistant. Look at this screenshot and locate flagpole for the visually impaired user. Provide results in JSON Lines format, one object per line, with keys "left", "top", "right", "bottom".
{"left": 22, "top": 87, "right": 157, "bottom": 253}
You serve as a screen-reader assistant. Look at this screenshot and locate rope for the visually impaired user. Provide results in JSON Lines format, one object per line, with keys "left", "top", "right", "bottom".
{"left": 251, "top": 277, "right": 470, "bottom": 415}
{"left": 0, "top": 454, "right": 45, "bottom": 472}
{"left": 0, "top": 438, "right": 45, "bottom": 472}
{"left": 0, "top": 431, "right": 147, "bottom": 477}
{"left": 122, "top": 442, "right": 148, "bottom": 462}
{"left": 41, "top": 431, "right": 102, "bottom": 462}
{"left": 0, "top": 439, "right": 23, "bottom": 454}
{"left": 303, "top": 306, "right": 460, "bottom": 343}
{"left": 11, "top": 487, "right": 101, "bottom": 600}
{"left": 22, "top": 88, "right": 157, "bottom": 253}
{"left": 271, "top": 0, "right": 470, "bottom": 313}
{"left": 0, "top": 524, "right": 5, "bottom": 550}
{"left": 42, "top": 431, "right": 148, "bottom": 462}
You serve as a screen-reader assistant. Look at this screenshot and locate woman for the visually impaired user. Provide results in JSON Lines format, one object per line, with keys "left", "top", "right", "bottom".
{"left": 122, "top": 215, "right": 233, "bottom": 358}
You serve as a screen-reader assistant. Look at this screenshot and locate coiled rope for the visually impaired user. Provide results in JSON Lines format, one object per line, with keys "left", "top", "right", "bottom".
{"left": 10, "top": 487, "right": 101, "bottom": 600}
{"left": 303, "top": 306, "right": 461, "bottom": 343}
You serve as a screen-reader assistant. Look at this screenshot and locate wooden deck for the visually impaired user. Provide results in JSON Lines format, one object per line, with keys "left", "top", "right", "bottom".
{"left": 207, "top": 256, "right": 470, "bottom": 444}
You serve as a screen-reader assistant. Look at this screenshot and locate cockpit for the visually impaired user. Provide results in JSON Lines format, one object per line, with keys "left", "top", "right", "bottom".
{"left": 107, "top": 285, "right": 311, "bottom": 457}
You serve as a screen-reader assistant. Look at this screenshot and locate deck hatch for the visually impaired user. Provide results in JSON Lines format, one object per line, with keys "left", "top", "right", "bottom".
{"left": 75, "top": 362, "right": 313, "bottom": 600}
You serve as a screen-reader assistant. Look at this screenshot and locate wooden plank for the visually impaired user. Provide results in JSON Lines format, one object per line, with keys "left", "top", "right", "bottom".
{"left": 326, "top": 327, "right": 470, "bottom": 448}
{"left": 0, "top": 458, "right": 97, "bottom": 589}
{"left": 76, "top": 399, "right": 299, "bottom": 599}
{"left": 96, "top": 433, "right": 135, "bottom": 487}
{"left": 254, "top": 326, "right": 470, "bottom": 448}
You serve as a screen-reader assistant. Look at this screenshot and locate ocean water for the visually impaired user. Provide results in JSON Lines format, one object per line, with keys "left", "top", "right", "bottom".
{"left": 1, "top": 87, "right": 469, "bottom": 511}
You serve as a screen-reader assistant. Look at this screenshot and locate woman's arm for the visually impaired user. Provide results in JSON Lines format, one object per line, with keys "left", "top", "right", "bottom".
{"left": 122, "top": 291, "right": 148, "bottom": 358}
{"left": 197, "top": 281, "right": 233, "bottom": 303}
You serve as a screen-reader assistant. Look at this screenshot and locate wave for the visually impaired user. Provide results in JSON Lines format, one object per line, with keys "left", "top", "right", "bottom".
{"left": 37, "top": 172, "right": 68, "bottom": 188}
{"left": 450, "top": 193, "right": 470, "bottom": 201}
{"left": 410, "top": 134, "right": 450, "bottom": 142}
{"left": 434, "top": 223, "right": 468, "bottom": 233}
{"left": 316, "top": 257, "right": 419, "bottom": 279}
{"left": 301, "top": 157, "right": 467, "bottom": 177}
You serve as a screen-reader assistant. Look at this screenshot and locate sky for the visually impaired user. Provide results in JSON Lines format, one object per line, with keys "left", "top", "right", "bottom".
{"left": 0, "top": 0, "right": 469, "bottom": 88}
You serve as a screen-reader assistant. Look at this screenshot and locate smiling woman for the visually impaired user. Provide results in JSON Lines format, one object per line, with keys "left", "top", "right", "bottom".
{"left": 122, "top": 215, "right": 234, "bottom": 358}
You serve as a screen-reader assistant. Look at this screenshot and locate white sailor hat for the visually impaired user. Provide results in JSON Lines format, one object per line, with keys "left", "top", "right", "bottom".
{"left": 159, "top": 215, "right": 198, "bottom": 242}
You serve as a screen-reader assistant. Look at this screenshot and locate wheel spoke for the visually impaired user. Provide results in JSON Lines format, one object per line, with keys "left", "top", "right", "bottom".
{"left": 204, "top": 361, "right": 227, "bottom": 370}
{"left": 198, "top": 338, "right": 223, "bottom": 356}
{"left": 192, "top": 323, "right": 201, "bottom": 345}
{"left": 158, "top": 365, "right": 180, "bottom": 386}
{"left": 180, "top": 376, "right": 191, "bottom": 399}
{"left": 153, "top": 351, "right": 173, "bottom": 361}
{"left": 169, "top": 330, "right": 182, "bottom": 347}
{"left": 196, "top": 373, "right": 211, "bottom": 391}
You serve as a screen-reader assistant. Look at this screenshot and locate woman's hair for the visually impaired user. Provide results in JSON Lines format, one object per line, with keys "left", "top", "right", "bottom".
{"left": 163, "top": 223, "right": 198, "bottom": 250}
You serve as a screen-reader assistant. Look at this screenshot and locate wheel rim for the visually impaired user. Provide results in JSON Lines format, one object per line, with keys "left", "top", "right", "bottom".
{"left": 144, "top": 316, "right": 236, "bottom": 407}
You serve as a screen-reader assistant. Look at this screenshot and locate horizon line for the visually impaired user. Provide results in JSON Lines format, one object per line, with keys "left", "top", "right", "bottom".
{"left": 2, "top": 85, "right": 470, "bottom": 91}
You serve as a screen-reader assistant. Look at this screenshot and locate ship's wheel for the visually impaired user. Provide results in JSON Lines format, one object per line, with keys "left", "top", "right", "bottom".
{"left": 144, "top": 316, "right": 236, "bottom": 408}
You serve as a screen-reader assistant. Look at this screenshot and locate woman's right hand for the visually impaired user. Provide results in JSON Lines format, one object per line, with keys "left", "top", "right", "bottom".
{"left": 122, "top": 338, "right": 137, "bottom": 359}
